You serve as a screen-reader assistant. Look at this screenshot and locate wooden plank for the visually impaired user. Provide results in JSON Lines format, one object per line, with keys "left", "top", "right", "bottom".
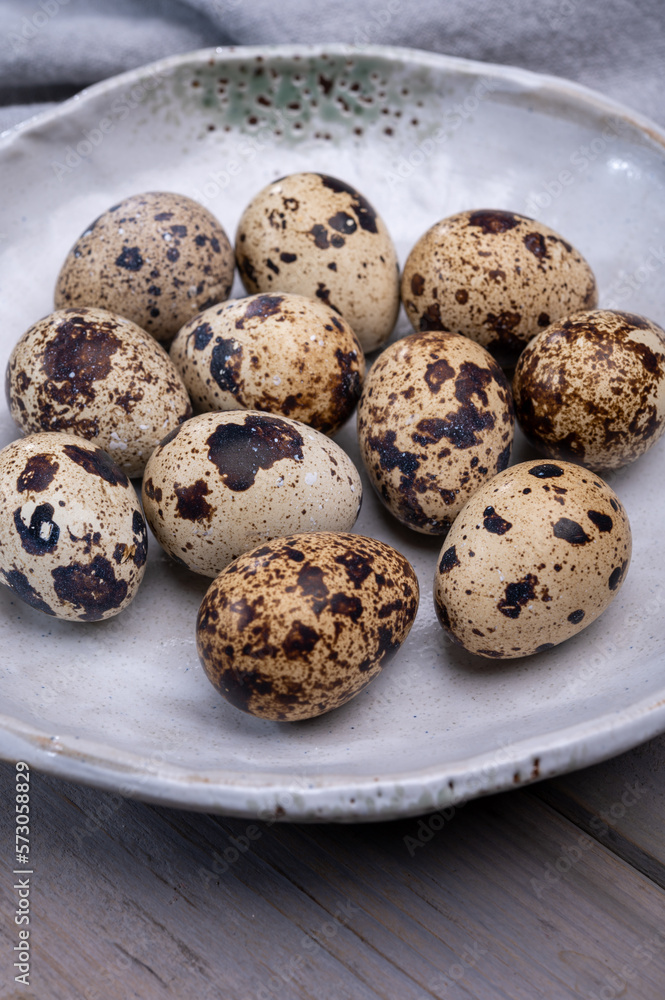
{"left": 2, "top": 782, "right": 385, "bottom": 999}
{"left": 2, "top": 762, "right": 665, "bottom": 1000}
{"left": 307, "top": 797, "right": 665, "bottom": 1000}
{"left": 533, "top": 733, "right": 665, "bottom": 888}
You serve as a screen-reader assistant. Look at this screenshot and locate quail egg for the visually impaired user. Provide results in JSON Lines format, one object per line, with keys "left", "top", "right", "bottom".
{"left": 6, "top": 307, "right": 192, "bottom": 477}
{"left": 142, "top": 411, "right": 362, "bottom": 577}
{"left": 236, "top": 173, "right": 399, "bottom": 352}
{"left": 170, "top": 292, "right": 364, "bottom": 435}
{"left": 513, "top": 309, "right": 665, "bottom": 470}
{"left": 357, "top": 331, "right": 514, "bottom": 534}
{"left": 197, "top": 531, "right": 419, "bottom": 721}
{"left": 434, "top": 460, "right": 631, "bottom": 658}
{"left": 401, "top": 209, "right": 598, "bottom": 365}
{"left": 54, "top": 191, "right": 235, "bottom": 341}
{"left": 0, "top": 432, "right": 147, "bottom": 621}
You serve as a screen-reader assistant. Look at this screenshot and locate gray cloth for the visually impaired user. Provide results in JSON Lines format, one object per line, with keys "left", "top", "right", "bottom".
{"left": 1, "top": 0, "right": 664, "bottom": 131}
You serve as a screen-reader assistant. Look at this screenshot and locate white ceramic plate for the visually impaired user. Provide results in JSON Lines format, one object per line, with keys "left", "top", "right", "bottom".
{"left": 1, "top": 44, "right": 664, "bottom": 822}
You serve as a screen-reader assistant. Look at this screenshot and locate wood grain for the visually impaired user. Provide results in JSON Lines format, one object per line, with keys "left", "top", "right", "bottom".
{"left": 533, "top": 733, "right": 665, "bottom": 888}
{"left": 1, "top": 760, "right": 664, "bottom": 1000}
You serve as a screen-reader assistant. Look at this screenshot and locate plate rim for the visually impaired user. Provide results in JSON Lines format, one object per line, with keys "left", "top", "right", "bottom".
{"left": 3, "top": 41, "right": 665, "bottom": 151}
{"left": 1, "top": 42, "right": 665, "bottom": 821}
{"left": 1, "top": 688, "right": 665, "bottom": 821}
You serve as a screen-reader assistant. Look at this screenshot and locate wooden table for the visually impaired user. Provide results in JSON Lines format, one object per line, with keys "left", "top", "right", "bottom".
{"left": 1, "top": 732, "right": 663, "bottom": 1000}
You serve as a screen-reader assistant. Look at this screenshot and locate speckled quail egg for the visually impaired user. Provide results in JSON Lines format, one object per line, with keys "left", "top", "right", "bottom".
{"left": 142, "top": 411, "right": 362, "bottom": 577}
{"left": 196, "top": 531, "right": 419, "bottom": 721}
{"left": 513, "top": 309, "right": 665, "bottom": 471}
{"left": 401, "top": 209, "right": 598, "bottom": 365}
{"left": 6, "top": 307, "right": 192, "bottom": 477}
{"left": 169, "top": 292, "right": 365, "bottom": 435}
{"left": 357, "top": 331, "right": 514, "bottom": 534}
{"left": 235, "top": 173, "right": 399, "bottom": 353}
{"left": 54, "top": 192, "right": 235, "bottom": 341}
{"left": 0, "top": 432, "right": 147, "bottom": 621}
{"left": 434, "top": 460, "right": 631, "bottom": 658}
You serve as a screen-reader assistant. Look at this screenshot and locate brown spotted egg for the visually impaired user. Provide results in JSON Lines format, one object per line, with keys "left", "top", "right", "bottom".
{"left": 357, "top": 331, "right": 514, "bottom": 534}
{"left": 6, "top": 307, "right": 192, "bottom": 477}
{"left": 169, "top": 292, "right": 365, "bottom": 435}
{"left": 513, "top": 309, "right": 665, "bottom": 471}
{"left": 0, "top": 432, "right": 147, "bottom": 621}
{"left": 401, "top": 209, "right": 598, "bottom": 365}
{"left": 235, "top": 173, "right": 399, "bottom": 352}
{"left": 142, "top": 411, "right": 362, "bottom": 577}
{"left": 196, "top": 531, "right": 419, "bottom": 721}
{"left": 434, "top": 460, "right": 631, "bottom": 658}
{"left": 54, "top": 192, "right": 235, "bottom": 341}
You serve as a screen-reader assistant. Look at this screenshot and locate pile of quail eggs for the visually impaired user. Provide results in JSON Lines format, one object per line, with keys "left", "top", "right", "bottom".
{"left": 2, "top": 175, "right": 663, "bottom": 721}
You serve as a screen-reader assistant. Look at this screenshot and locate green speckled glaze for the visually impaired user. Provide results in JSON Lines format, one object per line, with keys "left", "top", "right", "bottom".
{"left": 170, "top": 53, "right": 409, "bottom": 138}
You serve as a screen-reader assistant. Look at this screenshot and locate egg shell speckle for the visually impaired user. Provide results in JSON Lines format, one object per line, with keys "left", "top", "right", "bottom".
{"left": 357, "top": 331, "right": 514, "bottom": 534}
{"left": 169, "top": 292, "right": 365, "bottom": 435}
{"left": 142, "top": 410, "right": 362, "bottom": 577}
{"left": 235, "top": 172, "right": 400, "bottom": 353}
{"left": 6, "top": 307, "right": 192, "bottom": 477}
{"left": 513, "top": 309, "right": 665, "bottom": 471}
{"left": 434, "top": 460, "right": 631, "bottom": 659}
{"left": 197, "top": 531, "right": 419, "bottom": 721}
{"left": 401, "top": 209, "right": 598, "bottom": 365}
{"left": 0, "top": 432, "right": 147, "bottom": 621}
{"left": 54, "top": 192, "right": 235, "bottom": 341}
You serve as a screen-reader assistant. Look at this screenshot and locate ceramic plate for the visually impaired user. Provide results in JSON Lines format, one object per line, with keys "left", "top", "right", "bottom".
{"left": 1, "top": 44, "right": 664, "bottom": 822}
